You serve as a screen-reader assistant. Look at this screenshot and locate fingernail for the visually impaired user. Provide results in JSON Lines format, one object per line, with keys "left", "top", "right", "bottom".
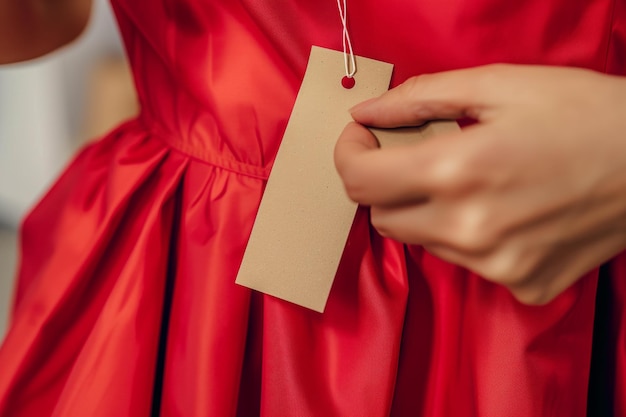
{"left": 349, "top": 97, "right": 378, "bottom": 115}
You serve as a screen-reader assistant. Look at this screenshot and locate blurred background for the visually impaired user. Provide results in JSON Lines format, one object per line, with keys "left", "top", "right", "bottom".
{"left": 0, "top": 0, "right": 137, "bottom": 337}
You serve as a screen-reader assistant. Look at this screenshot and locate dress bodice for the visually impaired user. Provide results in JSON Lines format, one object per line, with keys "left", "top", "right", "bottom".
{"left": 110, "top": 0, "right": 623, "bottom": 172}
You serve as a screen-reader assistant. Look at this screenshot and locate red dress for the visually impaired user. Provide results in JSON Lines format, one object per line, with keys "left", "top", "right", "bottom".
{"left": 1, "top": 1, "right": 625, "bottom": 416}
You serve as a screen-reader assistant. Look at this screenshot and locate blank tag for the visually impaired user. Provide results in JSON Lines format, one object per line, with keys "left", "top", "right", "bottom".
{"left": 235, "top": 46, "right": 459, "bottom": 312}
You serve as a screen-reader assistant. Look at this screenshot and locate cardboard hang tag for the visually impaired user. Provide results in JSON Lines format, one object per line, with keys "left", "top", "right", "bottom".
{"left": 235, "top": 46, "right": 459, "bottom": 312}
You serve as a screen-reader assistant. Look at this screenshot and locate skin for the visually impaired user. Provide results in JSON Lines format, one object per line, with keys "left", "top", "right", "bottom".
{"left": 0, "top": 0, "right": 92, "bottom": 64}
{"left": 334, "top": 64, "right": 626, "bottom": 305}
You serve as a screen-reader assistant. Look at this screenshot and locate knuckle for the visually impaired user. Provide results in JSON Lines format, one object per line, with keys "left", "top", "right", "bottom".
{"left": 477, "top": 250, "right": 534, "bottom": 288}
{"left": 447, "top": 206, "right": 499, "bottom": 254}
{"left": 425, "top": 153, "right": 481, "bottom": 195}
{"left": 371, "top": 219, "right": 393, "bottom": 238}
{"left": 469, "top": 247, "right": 559, "bottom": 306}
{"left": 509, "top": 286, "right": 552, "bottom": 305}
{"left": 474, "top": 259, "right": 515, "bottom": 288}
{"left": 423, "top": 162, "right": 458, "bottom": 194}
{"left": 370, "top": 208, "right": 392, "bottom": 237}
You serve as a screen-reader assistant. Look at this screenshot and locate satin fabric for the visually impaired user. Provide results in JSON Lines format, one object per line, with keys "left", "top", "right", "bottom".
{"left": 1, "top": 1, "right": 625, "bottom": 416}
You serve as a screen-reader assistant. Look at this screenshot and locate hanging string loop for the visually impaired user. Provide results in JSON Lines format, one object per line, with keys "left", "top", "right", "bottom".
{"left": 336, "top": 0, "right": 356, "bottom": 78}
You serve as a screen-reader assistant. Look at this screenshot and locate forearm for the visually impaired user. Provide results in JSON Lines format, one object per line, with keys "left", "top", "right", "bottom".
{"left": 0, "top": 0, "right": 92, "bottom": 64}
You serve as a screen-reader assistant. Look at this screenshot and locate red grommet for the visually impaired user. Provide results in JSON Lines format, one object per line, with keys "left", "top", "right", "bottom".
{"left": 341, "top": 76, "right": 356, "bottom": 89}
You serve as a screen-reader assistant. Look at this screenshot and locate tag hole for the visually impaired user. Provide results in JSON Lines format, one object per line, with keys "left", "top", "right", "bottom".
{"left": 341, "top": 76, "right": 356, "bottom": 89}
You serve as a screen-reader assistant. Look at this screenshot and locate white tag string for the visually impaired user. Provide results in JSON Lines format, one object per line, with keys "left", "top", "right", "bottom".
{"left": 336, "top": 0, "right": 356, "bottom": 78}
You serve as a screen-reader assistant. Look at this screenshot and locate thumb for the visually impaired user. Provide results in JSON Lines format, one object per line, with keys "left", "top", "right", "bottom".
{"left": 351, "top": 66, "right": 501, "bottom": 128}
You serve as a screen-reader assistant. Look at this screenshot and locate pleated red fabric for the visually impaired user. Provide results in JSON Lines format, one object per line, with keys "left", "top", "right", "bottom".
{"left": 1, "top": 1, "right": 625, "bottom": 416}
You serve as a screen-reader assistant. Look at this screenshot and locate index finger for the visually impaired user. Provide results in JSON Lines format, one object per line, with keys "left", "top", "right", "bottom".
{"left": 350, "top": 65, "right": 507, "bottom": 128}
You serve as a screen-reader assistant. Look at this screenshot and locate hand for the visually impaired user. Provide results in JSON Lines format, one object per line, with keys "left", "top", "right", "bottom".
{"left": 334, "top": 64, "right": 626, "bottom": 304}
